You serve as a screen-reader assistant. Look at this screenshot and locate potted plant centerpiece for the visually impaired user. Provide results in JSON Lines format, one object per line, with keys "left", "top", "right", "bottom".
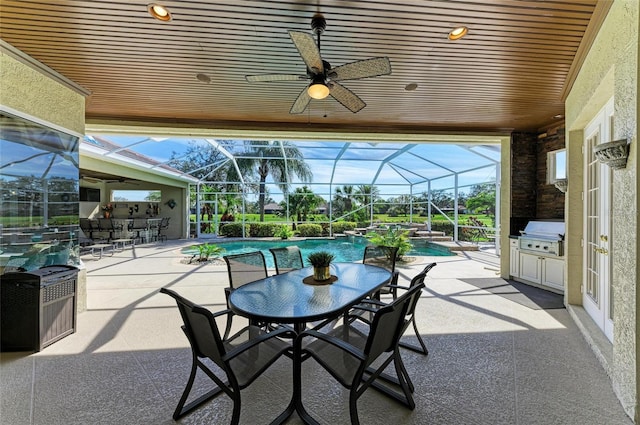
{"left": 307, "top": 251, "right": 335, "bottom": 281}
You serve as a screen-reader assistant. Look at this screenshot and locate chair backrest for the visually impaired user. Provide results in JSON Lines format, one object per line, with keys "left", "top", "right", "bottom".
{"left": 269, "top": 246, "right": 304, "bottom": 274}
{"left": 408, "top": 262, "right": 437, "bottom": 289}
{"left": 160, "top": 217, "right": 170, "bottom": 228}
{"left": 363, "top": 245, "right": 398, "bottom": 272}
{"left": 160, "top": 288, "right": 226, "bottom": 367}
{"left": 223, "top": 251, "right": 268, "bottom": 289}
{"left": 400, "top": 262, "right": 436, "bottom": 330}
{"left": 97, "top": 218, "right": 115, "bottom": 231}
{"left": 79, "top": 218, "right": 94, "bottom": 232}
{"left": 130, "top": 218, "right": 148, "bottom": 230}
{"left": 363, "top": 282, "right": 425, "bottom": 364}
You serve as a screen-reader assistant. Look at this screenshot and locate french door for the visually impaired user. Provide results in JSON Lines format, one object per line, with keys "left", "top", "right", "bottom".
{"left": 583, "top": 98, "right": 614, "bottom": 343}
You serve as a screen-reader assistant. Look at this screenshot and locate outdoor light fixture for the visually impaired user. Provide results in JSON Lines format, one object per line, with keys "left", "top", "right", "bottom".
{"left": 593, "top": 138, "right": 630, "bottom": 170}
{"left": 307, "top": 76, "right": 330, "bottom": 100}
{"left": 448, "top": 26, "right": 468, "bottom": 40}
{"left": 147, "top": 3, "right": 172, "bottom": 21}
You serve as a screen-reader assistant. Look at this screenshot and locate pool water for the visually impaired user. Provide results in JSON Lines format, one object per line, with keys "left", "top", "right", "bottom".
{"left": 183, "top": 236, "right": 453, "bottom": 268}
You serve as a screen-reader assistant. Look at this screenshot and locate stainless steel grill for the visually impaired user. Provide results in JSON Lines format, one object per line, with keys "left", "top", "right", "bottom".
{"left": 518, "top": 221, "right": 565, "bottom": 257}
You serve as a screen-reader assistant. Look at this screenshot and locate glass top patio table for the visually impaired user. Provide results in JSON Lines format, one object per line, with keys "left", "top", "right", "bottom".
{"left": 228, "top": 262, "right": 392, "bottom": 424}
{"left": 228, "top": 263, "right": 392, "bottom": 328}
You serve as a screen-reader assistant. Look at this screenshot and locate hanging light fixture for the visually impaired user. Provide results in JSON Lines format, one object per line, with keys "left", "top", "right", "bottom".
{"left": 307, "top": 75, "right": 330, "bottom": 99}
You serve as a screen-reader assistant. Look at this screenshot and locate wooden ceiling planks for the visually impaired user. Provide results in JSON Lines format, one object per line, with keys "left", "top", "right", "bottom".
{"left": 0, "top": 0, "right": 605, "bottom": 133}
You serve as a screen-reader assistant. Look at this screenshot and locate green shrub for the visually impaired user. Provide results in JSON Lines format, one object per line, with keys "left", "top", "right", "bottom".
{"left": 365, "top": 227, "right": 413, "bottom": 258}
{"left": 430, "top": 221, "right": 454, "bottom": 236}
{"left": 296, "top": 223, "right": 323, "bottom": 237}
{"left": 249, "top": 223, "right": 281, "bottom": 237}
{"left": 219, "top": 222, "right": 249, "bottom": 237}
{"left": 332, "top": 221, "right": 357, "bottom": 233}
{"left": 273, "top": 225, "right": 294, "bottom": 239}
{"left": 191, "top": 243, "right": 224, "bottom": 261}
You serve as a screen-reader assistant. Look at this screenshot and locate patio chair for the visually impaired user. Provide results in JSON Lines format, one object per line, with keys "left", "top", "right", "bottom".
{"left": 79, "top": 218, "right": 98, "bottom": 240}
{"left": 156, "top": 216, "right": 170, "bottom": 242}
{"left": 269, "top": 246, "right": 304, "bottom": 274}
{"left": 350, "top": 262, "right": 436, "bottom": 356}
{"left": 97, "top": 218, "right": 123, "bottom": 242}
{"left": 222, "top": 251, "right": 269, "bottom": 338}
{"left": 297, "top": 282, "right": 425, "bottom": 424}
{"left": 363, "top": 245, "right": 399, "bottom": 299}
{"left": 159, "top": 288, "right": 293, "bottom": 424}
{"left": 128, "top": 218, "right": 149, "bottom": 243}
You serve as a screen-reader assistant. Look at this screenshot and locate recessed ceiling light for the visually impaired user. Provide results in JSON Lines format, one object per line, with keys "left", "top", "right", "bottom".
{"left": 448, "top": 26, "right": 468, "bottom": 40}
{"left": 404, "top": 83, "right": 418, "bottom": 91}
{"left": 147, "top": 3, "right": 172, "bottom": 21}
{"left": 196, "top": 73, "right": 211, "bottom": 83}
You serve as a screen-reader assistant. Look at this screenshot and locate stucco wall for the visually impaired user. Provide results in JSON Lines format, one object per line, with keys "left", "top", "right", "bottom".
{"left": 565, "top": 0, "right": 638, "bottom": 420}
{"left": 0, "top": 48, "right": 85, "bottom": 134}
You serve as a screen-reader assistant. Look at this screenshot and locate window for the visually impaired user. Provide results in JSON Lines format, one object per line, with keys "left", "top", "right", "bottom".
{"left": 547, "top": 149, "right": 566, "bottom": 184}
{"left": 0, "top": 112, "right": 80, "bottom": 273}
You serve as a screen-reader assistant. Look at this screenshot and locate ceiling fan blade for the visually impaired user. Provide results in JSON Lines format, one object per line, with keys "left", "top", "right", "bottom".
{"left": 288, "top": 30, "right": 324, "bottom": 74}
{"left": 245, "top": 74, "right": 307, "bottom": 83}
{"left": 290, "top": 87, "right": 312, "bottom": 114}
{"left": 329, "top": 82, "right": 366, "bottom": 113}
{"left": 328, "top": 57, "right": 391, "bottom": 81}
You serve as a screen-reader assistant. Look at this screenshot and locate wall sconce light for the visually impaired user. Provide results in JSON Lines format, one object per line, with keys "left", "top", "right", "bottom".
{"left": 593, "top": 138, "right": 630, "bottom": 169}
{"left": 554, "top": 178, "right": 567, "bottom": 193}
{"left": 165, "top": 199, "right": 177, "bottom": 209}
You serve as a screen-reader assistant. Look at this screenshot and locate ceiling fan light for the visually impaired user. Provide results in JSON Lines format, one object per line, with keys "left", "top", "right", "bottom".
{"left": 308, "top": 82, "right": 330, "bottom": 100}
{"left": 147, "top": 3, "right": 172, "bottom": 21}
{"left": 448, "top": 26, "right": 468, "bottom": 40}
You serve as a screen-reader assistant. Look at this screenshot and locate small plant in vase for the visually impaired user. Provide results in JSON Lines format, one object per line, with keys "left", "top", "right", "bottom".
{"left": 307, "top": 251, "right": 335, "bottom": 281}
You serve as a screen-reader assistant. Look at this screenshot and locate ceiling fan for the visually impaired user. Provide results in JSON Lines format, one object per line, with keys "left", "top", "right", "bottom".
{"left": 245, "top": 13, "right": 391, "bottom": 114}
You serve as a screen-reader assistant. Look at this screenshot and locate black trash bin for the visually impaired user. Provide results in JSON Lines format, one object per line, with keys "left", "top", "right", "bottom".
{"left": 1, "top": 265, "right": 78, "bottom": 352}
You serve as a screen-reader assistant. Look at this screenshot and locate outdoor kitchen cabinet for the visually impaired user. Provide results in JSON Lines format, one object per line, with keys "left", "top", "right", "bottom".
{"left": 518, "top": 252, "right": 564, "bottom": 292}
{"left": 509, "top": 238, "right": 520, "bottom": 277}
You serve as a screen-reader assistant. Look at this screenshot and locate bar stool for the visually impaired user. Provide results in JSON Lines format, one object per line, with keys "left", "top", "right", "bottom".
{"left": 128, "top": 218, "right": 149, "bottom": 244}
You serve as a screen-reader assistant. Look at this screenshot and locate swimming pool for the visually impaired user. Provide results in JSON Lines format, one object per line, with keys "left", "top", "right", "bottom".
{"left": 183, "top": 236, "right": 453, "bottom": 268}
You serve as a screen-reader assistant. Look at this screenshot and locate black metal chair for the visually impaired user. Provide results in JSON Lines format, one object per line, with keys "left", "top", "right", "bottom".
{"left": 351, "top": 262, "right": 436, "bottom": 355}
{"left": 269, "top": 246, "right": 304, "bottom": 274}
{"left": 79, "top": 218, "right": 97, "bottom": 240}
{"left": 297, "top": 282, "right": 425, "bottom": 424}
{"left": 222, "top": 251, "right": 269, "bottom": 338}
{"left": 159, "top": 288, "right": 293, "bottom": 424}
{"left": 97, "top": 218, "right": 123, "bottom": 242}
{"left": 128, "top": 218, "right": 149, "bottom": 243}
{"left": 363, "top": 245, "right": 399, "bottom": 298}
{"left": 156, "top": 216, "right": 170, "bottom": 242}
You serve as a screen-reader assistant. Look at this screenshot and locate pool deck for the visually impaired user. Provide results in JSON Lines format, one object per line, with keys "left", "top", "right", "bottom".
{"left": 1, "top": 238, "right": 632, "bottom": 425}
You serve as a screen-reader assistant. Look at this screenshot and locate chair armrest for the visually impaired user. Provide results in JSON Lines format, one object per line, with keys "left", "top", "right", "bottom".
{"left": 385, "top": 284, "right": 410, "bottom": 292}
{"left": 355, "top": 299, "right": 386, "bottom": 308}
{"left": 300, "top": 329, "right": 366, "bottom": 361}
{"left": 223, "top": 326, "right": 294, "bottom": 361}
{"left": 210, "top": 308, "right": 234, "bottom": 319}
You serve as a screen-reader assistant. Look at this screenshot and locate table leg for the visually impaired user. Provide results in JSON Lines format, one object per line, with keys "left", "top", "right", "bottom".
{"left": 270, "top": 323, "right": 320, "bottom": 425}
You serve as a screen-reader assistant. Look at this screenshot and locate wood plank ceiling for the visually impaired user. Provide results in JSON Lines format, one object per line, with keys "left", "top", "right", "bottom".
{"left": 1, "top": 0, "right": 607, "bottom": 134}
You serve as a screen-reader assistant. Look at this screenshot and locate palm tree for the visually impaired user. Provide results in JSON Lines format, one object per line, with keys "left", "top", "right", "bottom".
{"left": 355, "top": 185, "right": 380, "bottom": 221}
{"left": 243, "top": 141, "right": 313, "bottom": 222}
{"left": 333, "top": 185, "right": 357, "bottom": 218}
{"left": 288, "top": 186, "right": 322, "bottom": 228}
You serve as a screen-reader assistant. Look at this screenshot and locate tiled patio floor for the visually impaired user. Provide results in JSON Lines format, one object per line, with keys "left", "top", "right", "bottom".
{"left": 0, "top": 240, "right": 633, "bottom": 424}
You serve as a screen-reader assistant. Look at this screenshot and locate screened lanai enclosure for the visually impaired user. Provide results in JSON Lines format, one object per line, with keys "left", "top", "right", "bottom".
{"left": 84, "top": 136, "right": 500, "bottom": 246}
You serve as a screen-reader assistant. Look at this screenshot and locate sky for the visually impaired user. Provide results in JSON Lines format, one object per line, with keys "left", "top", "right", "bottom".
{"left": 86, "top": 135, "right": 501, "bottom": 202}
